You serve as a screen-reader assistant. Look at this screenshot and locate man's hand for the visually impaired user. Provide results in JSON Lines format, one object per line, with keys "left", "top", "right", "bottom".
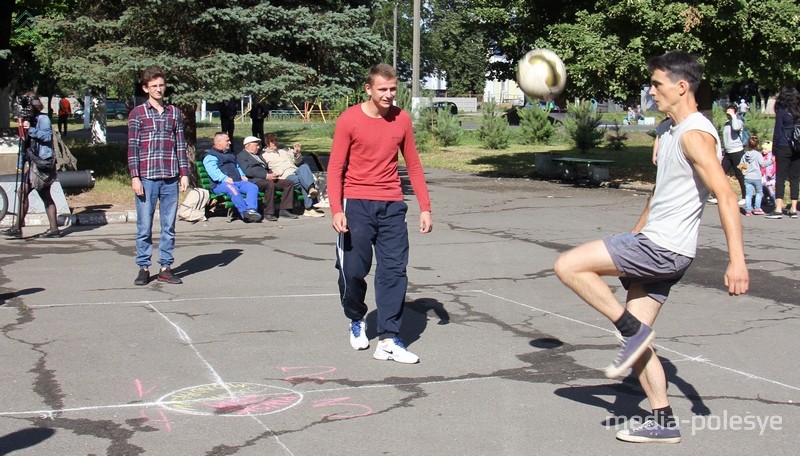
{"left": 224, "top": 177, "right": 234, "bottom": 183}
{"left": 131, "top": 177, "right": 144, "bottom": 196}
{"left": 179, "top": 175, "right": 189, "bottom": 192}
{"left": 332, "top": 212, "right": 348, "bottom": 233}
{"left": 419, "top": 211, "right": 433, "bottom": 233}
{"left": 241, "top": 176, "right": 249, "bottom": 182}
{"left": 724, "top": 261, "right": 749, "bottom": 296}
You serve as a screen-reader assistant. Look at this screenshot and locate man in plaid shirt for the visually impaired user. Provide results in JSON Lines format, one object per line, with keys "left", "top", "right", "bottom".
{"left": 128, "top": 65, "right": 189, "bottom": 286}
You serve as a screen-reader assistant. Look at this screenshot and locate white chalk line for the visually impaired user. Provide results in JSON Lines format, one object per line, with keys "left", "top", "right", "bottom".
{"left": 1, "top": 288, "right": 795, "bottom": 430}
{"left": 147, "top": 304, "right": 294, "bottom": 455}
{"left": 7, "top": 292, "right": 341, "bottom": 309}
{"left": 475, "top": 289, "right": 800, "bottom": 392}
{"left": 0, "top": 376, "right": 497, "bottom": 419}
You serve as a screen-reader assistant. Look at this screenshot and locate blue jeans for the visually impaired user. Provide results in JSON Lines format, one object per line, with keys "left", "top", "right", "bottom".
{"left": 135, "top": 177, "right": 179, "bottom": 269}
{"left": 744, "top": 178, "right": 763, "bottom": 212}
{"left": 212, "top": 180, "right": 260, "bottom": 216}
{"left": 286, "top": 164, "right": 316, "bottom": 209}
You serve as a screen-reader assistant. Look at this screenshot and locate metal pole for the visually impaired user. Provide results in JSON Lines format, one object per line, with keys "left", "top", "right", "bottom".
{"left": 393, "top": 2, "right": 398, "bottom": 70}
{"left": 412, "top": 0, "right": 420, "bottom": 98}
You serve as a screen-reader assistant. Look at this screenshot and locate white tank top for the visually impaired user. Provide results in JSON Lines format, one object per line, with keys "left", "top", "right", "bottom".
{"left": 640, "top": 112, "right": 722, "bottom": 258}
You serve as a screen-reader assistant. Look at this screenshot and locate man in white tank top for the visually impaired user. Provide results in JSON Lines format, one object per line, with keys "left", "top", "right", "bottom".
{"left": 554, "top": 51, "right": 749, "bottom": 444}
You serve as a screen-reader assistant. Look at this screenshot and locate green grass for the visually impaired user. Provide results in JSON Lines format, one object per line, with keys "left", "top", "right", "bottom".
{"left": 66, "top": 120, "right": 662, "bottom": 207}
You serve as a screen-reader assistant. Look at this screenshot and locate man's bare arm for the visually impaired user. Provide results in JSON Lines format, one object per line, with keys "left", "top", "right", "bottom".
{"left": 682, "top": 130, "right": 749, "bottom": 295}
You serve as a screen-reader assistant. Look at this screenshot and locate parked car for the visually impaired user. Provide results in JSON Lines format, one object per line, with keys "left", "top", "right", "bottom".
{"left": 73, "top": 100, "right": 131, "bottom": 120}
{"left": 424, "top": 101, "right": 458, "bottom": 116}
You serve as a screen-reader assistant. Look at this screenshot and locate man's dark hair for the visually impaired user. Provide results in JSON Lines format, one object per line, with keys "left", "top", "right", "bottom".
{"left": 647, "top": 51, "right": 702, "bottom": 93}
{"left": 141, "top": 65, "right": 166, "bottom": 84}
{"left": 367, "top": 63, "right": 397, "bottom": 85}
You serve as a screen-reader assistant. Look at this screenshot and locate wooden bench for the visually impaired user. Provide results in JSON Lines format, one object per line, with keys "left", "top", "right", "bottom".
{"left": 551, "top": 157, "right": 614, "bottom": 182}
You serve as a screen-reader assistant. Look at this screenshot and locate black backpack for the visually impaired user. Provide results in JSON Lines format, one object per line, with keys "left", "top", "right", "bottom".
{"left": 790, "top": 122, "right": 800, "bottom": 154}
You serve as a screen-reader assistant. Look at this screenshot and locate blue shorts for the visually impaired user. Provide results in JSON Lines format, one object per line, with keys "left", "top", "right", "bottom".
{"left": 603, "top": 232, "right": 693, "bottom": 304}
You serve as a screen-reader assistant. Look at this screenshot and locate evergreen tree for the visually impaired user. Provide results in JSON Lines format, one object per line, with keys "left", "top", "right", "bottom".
{"left": 36, "top": 1, "right": 386, "bottom": 150}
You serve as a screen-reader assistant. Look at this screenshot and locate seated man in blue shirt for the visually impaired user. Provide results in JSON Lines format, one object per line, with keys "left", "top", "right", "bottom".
{"left": 202, "top": 132, "right": 262, "bottom": 223}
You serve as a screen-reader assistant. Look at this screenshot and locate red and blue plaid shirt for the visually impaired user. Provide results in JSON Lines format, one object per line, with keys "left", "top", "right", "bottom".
{"left": 127, "top": 102, "right": 188, "bottom": 180}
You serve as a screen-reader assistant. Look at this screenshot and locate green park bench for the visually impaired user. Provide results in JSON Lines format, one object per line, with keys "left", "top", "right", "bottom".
{"left": 195, "top": 160, "right": 303, "bottom": 222}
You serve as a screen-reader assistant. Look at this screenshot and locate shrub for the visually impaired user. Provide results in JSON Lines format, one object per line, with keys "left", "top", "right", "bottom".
{"left": 430, "top": 110, "right": 463, "bottom": 147}
{"left": 565, "top": 101, "right": 604, "bottom": 152}
{"left": 477, "top": 100, "right": 510, "bottom": 149}
{"left": 518, "top": 106, "right": 555, "bottom": 145}
{"left": 605, "top": 121, "right": 628, "bottom": 150}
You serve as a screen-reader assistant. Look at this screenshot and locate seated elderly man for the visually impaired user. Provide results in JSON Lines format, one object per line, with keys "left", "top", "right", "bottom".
{"left": 261, "top": 133, "right": 323, "bottom": 217}
{"left": 237, "top": 136, "right": 298, "bottom": 222}
{"left": 202, "top": 131, "right": 262, "bottom": 223}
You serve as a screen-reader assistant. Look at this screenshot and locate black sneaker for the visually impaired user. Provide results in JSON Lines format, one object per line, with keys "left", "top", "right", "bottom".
{"left": 278, "top": 209, "right": 298, "bottom": 219}
{"left": 765, "top": 211, "right": 783, "bottom": 219}
{"left": 157, "top": 267, "right": 182, "bottom": 284}
{"left": 38, "top": 229, "right": 63, "bottom": 238}
{"left": 1, "top": 228, "right": 22, "bottom": 238}
{"left": 134, "top": 268, "right": 150, "bottom": 286}
{"left": 788, "top": 211, "right": 798, "bottom": 219}
{"left": 264, "top": 213, "right": 279, "bottom": 222}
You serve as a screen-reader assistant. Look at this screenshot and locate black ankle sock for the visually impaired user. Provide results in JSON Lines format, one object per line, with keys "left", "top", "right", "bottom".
{"left": 614, "top": 310, "right": 642, "bottom": 338}
{"left": 653, "top": 406, "right": 676, "bottom": 427}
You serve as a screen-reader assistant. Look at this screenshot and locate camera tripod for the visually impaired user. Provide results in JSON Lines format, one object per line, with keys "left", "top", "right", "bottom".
{"left": 0, "top": 119, "right": 29, "bottom": 228}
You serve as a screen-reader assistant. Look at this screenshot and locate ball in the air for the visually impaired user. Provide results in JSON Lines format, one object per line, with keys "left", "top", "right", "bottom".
{"left": 516, "top": 49, "right": 567, "bottom": 99}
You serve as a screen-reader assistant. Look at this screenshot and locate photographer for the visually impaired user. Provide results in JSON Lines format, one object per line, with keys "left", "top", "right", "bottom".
{"left": 2, "top": 96, "right": 62, "bottom": 239}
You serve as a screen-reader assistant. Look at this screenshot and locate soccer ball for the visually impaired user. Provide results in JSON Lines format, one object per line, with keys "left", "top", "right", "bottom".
{"left": 516, "top": 49, "right": 567, "bottom": 99}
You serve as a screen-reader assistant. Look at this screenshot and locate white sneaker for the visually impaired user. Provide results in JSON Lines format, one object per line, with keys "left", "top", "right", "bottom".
{"left": 738, "top": 198, "right": 746, "bottom": 206}
{"left": 373, "top": 337, "right": 419, "bottom": 364}
{"left": 308, "top": 187, "right": 319, "bottom": 199}
{"left": 303, "top": 209, "right": 324, "bottom": 217}
{"left": 313, "top": 199, "right": 330, "bottom": 209}
{"left": 707, "top": 197, "right": 718, "bottom": 204}
{"left": 349, "top": 320, "right": 369, "bottom": 350}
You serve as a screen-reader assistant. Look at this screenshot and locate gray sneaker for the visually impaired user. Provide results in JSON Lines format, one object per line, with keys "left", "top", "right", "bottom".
{"left": 605, "top": 323, "right": 655, "bottom": 378}
{"left": 616, "top": 419, "right": 681, "bottom": 444}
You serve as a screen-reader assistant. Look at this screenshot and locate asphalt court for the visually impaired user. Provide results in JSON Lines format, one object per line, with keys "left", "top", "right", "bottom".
{"left": 1, "top": 168, "right": 798, "bottom": 455}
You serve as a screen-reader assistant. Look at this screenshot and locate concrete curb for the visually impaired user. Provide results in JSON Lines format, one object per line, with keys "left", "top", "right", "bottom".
{"left": 1, "top": 210, "right": 138, "bottom": 227}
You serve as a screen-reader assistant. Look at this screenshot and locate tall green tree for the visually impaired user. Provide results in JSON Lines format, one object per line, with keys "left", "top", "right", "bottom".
{"left": 470, "top": 0, "right": 800, "bottom": 101}
{"left": 36, "top": 0, "right": 386, "bottom": 149}
{"left": 427, "top": 0, "right": 488, "bottom": 96}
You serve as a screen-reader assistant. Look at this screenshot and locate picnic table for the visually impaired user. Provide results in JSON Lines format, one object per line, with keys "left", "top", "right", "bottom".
{"left": 551, "top": 156, "right": 614, "bottom": 181}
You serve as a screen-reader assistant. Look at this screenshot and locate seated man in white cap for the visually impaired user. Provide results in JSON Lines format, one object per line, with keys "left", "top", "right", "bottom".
{"left": 237, "top": 136, "right": 298, "bottom": 221}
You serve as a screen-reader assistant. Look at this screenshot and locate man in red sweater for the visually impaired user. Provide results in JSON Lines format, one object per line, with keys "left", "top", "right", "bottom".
{"left": 328, "top": 63, "right": 433, "bottom": 364}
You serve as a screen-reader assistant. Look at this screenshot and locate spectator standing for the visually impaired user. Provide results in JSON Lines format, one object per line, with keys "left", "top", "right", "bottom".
{"left": 765, "top": 87, "right": 800, "bottom": 219}
{"left": 250, "top": 99, "right": 267, "bottom": 144}
{"left": 127, "top": 66, "right": 189, "bottom": 286}
{"left": 738, "top": 98, "right": 749, "bottom": 120}
{"left": 219, "top": 99, "right": 238, "bottom": 142}
{"left": 328, "top": 63, "right": 433, "bottom": 364}
{"left": 2, "top": 97, "right": 61, "bottom": 239}
{"left": 57, "top": 95, "right": 72, "bottom": 137}
{"left": 761, "top": 140, "right": 776, "bottom": 205}
{"left": 202, "top": 132, "right": 262, "bottom": 223}
{"left": 236, "top": 136, "right": 298, "bottom": 221}
{"left": 739, "top": 135, "right": 772, "bottom": 215}
{"left": 720, "top": 104, "right": 747, "bottom": 205}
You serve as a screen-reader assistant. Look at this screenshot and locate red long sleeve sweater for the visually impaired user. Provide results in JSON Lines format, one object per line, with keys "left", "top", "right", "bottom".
{"left": 327, "top": 104, "right": 431, "bottom": 215}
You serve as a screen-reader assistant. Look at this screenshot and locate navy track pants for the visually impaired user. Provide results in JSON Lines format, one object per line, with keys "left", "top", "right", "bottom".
{"left": 336, "top": 199, "right": 409, "bottom": 338}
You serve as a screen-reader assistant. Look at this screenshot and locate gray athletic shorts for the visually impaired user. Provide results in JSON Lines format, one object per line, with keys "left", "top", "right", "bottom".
{"left": 603, "top": 232, "right": 693, "bottom": 304}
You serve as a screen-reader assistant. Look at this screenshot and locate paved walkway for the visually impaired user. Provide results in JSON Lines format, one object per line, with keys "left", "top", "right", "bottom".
{"left": 1, "top": 169, "right": 798, "bottom": 455}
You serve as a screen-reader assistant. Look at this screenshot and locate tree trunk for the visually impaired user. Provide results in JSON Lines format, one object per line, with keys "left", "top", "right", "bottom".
{"left": 179, "top": 104, "right": 199, "bottom": 187}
